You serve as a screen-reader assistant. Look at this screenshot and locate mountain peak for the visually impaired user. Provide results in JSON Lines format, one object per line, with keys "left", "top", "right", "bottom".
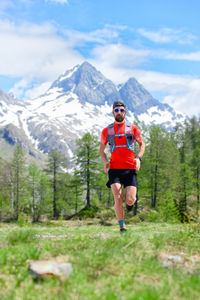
{"left": 49, "top": 61, "right": 120, "bottom": 106}
{"left": 0, "top": 62, "right": 186, "bottom": 162}
{"left": 51, "top": 61, "right": 98, "bottom": 88}
{"left": 0, "top": 88, "right": 20, "bottom": 105}
{"left": 126, "top": 77, "right": 138, "bottom": 85}
{"left": 119, "top": 77, "right": 162, "bottom": 114}
{"left": 79, "top": 61, "right": 96, "bottom": 71}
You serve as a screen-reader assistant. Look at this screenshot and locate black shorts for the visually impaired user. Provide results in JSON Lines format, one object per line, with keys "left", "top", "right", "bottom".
{"left": 107, "top": 169, "right": 137, "bottom": 188}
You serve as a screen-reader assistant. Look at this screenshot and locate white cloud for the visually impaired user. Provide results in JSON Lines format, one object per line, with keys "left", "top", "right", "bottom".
{"left": 0, "top": 18, "right": 199, "bottom": 116}
{"left": 128, "top": 70, "right": 200, "bottom": 117}
{"left": 9, "top": 78, "right": 29, "bottom": 99}
{"left": 90, "top": 43, "right": 151, "bottom": 70}
{"left": 45, "top": 0, "right": 69, "bottom": 4}
{"left": 160, "top": 50, "right": 200, "bottom": 61}
{"left": 0, "top": 19, "right": 84, "bottom": 97}
{"left": 131, "top": 70, "right": 190, "bottom": 93}
{"left": 88, "top": 59, "right": 200, "bottom": 117}
{"left": 0, "top": 20, "right": 129, "bottom": 98}
{"left": 10, "top": 79, "right": 52, "bottom": 100}
{"left": 138, "top": 27, "right": 196, "bottom": 45}
{"left": 0, "top": 20, "right": 83, "bottom": 78}
{"left": 162, "top": 78, "right": 200, "bottom": 116}
{"left": 24, "top": 81, "right": 52, "bottom": 99}
{"left": 163, "top": 91, "right": 200, "bottom": 117}
{"left": 62, "top": 24, "right": 127, "bottom": 46}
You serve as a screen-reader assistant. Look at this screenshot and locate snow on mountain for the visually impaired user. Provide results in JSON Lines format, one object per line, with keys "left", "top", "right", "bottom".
{"left": 138, "top": 105, "right": 185, "bottom": 128}
{"left": 119, "top": 77, "right": 185, "bottom": 129}
{"left": 24, "top": 89, "right": 114, "bottom": 156}
{"left": 119, "top": 77, "right": 160, "bottom": 113}
{"left": 0, "top": 62, "right": 186, "bottom": 161}
{"left": 50, "top": 62, "right": 121, "bottom": 105}
{"left": 0, "top": 89, "right": 25, "bottom": 128}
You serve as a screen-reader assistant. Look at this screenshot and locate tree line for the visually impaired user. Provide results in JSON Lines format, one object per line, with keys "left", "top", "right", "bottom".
{"left": 0, "top": 116, "right": 199, "bottom": 223}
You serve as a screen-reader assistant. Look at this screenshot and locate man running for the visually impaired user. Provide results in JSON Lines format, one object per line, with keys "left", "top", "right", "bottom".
{"left": 100, "top": 100, "right": 145, "bottom": 232}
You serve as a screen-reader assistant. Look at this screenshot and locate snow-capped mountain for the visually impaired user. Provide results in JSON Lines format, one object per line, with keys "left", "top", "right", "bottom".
{"left": 0, "top": 61, "right": 186, "bottom": 161}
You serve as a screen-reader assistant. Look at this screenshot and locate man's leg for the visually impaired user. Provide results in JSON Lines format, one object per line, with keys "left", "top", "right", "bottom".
{"left": 111, "top": 183, "right": 124, "bottom": 222}
{"left": 125, "top": 186, "right": 137, "bottom": 208}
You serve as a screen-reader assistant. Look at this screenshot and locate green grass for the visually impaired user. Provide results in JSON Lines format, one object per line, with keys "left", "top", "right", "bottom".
{"left": 0, "top": 221, "right": 200, "bottom": 300}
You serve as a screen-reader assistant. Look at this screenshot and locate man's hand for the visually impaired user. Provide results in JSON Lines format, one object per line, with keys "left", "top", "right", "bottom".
{"left": 104, "top": 161, "right": 110, "bottom": 173}
{"left": 135, "top": 158, "right": 141, "bottom": 171}
{"left": 100, "top": 143, "right": 110, "bottom": 173}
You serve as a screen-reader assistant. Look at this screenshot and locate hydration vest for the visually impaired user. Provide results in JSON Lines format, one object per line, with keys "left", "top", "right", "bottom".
{"left": 107, "top": 122, "right": 134, "bottom": 153}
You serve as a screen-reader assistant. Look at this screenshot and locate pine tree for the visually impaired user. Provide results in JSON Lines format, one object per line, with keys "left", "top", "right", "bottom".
{"left": 145, "top": 126, "right": 166, "bottom": 208}
{"left": 172, "top": 121, "right": 194, "bottom": 222}
{"left": 10, "top": 145, "right": 26, "bottom": 221}
{"left": 0, "top": 159, "right": 11, "bottom": 220}
{"left": 141, "top": 125, "right": 181, "bottom": 219}
{"left": 68, "top": 171, "right": 84, "bottom": 214}
{"left": 186, "top": 117, "right": 200, "bottom": 218}
{"left": 38, "top": 173, "right": 52, "bottom": 219}
{"left": 45, "top": 149, "right": 68, "bottom": 219}
{"left": 27, "top": 162, "right": 52, "bottom": 222}
{"left": 75, "top": 133, "right": 100, "bottom": 208}
{"left": 27, "top": 163, "right": 40, "bottom": 222}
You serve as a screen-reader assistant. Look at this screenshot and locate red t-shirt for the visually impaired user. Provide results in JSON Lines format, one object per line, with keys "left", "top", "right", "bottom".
{"left": 101, "top": 121, "right": 143, "bottom": 169}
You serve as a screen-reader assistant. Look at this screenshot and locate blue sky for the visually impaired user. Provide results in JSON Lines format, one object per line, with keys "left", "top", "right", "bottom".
{"left": 0, "top": 0, "right": 200, "bottom": 116}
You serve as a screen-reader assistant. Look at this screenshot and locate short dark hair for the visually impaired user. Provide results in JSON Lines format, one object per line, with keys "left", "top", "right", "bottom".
{"left": 113, "top": 101, "right": 126, "bottom": 109}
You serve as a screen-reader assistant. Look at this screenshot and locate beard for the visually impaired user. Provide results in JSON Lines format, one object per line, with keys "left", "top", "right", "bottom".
{"left": 114, "top": 114, "right": 125, "bottom": 122}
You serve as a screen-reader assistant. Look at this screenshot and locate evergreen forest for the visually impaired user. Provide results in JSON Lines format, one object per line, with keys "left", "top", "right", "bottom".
{"left": 0, "top": 116, "right": 199, "bottom": 224}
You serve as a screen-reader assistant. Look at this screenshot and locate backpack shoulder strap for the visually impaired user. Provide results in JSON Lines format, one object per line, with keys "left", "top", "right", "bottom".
{"left": 107, "top": 123, "right": 115, "bottom": 135}
{"left": 125, "top": 121, "right": 133, "bottom": 134}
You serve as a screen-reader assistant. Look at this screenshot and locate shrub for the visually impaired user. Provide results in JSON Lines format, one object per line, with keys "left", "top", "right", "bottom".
{"left": 74, "top": 206, "right": 100, "bottom": 219}
{"left": 96, "top": 208, "right": 115, "bottom": 220}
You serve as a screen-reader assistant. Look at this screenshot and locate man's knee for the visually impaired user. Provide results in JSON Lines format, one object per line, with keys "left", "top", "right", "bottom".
{"left": 126, "top": 196, "right": 136, "bottom": 206}
{"left": 125, "top": 186, "right": 136, "bottom": 205}
{"left": 125, "top": 191, "right": 136, "bottom": 206}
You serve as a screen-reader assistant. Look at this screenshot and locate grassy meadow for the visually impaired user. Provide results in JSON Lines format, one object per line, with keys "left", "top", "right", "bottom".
{"left": 0, "top": 220, "right": 200, "bottom": 300}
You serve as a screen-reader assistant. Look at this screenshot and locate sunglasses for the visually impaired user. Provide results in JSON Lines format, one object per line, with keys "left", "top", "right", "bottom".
{"left": 114, "top": 108, "right": 125, "bottom": 113}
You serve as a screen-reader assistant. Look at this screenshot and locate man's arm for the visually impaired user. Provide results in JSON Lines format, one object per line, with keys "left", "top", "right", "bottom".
{"left": 135, "top": 138, "right": 145, "bottom": 171}
{"left": 99, "top": 143, "right": 110, "bottom": 173}
{"left": 137, "top": 138, "right": 145, "bottom": 158}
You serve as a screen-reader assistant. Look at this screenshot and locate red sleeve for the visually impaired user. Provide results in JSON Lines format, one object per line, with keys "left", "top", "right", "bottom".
{"left": 101, "top": 127, "right": 108, "bottom": 145}
{"left": 132, "top": 125, "right": 143, "bottom": 143}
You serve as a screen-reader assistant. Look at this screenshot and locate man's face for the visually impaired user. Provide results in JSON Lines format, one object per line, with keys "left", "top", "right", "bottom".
{"left": 112, "top": 106, "right": 126, "bottom": 122}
